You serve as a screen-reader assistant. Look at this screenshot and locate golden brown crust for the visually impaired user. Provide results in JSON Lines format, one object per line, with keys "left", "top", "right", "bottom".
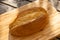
{"left": 10, "top": 7, "right": 48, "bottom": 37}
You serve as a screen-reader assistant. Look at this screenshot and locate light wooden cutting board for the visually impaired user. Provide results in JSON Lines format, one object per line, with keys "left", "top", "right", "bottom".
{"left": 0, "top": 0, "right": 60, "bottom": 40}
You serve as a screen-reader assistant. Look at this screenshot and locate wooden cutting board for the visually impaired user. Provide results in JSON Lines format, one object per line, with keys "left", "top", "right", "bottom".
{"left": 0, "top": 0, "right": 60, "bottom": 40}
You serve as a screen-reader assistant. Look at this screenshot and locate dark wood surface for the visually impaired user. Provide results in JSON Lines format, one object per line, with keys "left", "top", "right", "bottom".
{"left": 0, "top": 0, "right": 60, "bottom": 14}
{"left": 0, "top": 0, "right": 35, "bottom": 14}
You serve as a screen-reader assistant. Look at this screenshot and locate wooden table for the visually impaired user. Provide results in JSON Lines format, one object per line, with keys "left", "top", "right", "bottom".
{"left": 0, "top": 0, "right": 60, "bottom": 40}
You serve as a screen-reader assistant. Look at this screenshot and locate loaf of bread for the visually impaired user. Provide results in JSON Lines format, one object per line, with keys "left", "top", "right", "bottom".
{"left": 10, "top": 7, "right": 48, "bottom": 37}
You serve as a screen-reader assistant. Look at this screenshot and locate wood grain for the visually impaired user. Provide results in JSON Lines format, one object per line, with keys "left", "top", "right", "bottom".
{"left": 0, "top": 0, "right": 60, "bottom": 40}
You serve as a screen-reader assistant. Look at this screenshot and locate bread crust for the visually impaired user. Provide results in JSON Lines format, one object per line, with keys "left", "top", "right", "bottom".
{"left": 10, "top": 7, "right": 48, "bottom": 37}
